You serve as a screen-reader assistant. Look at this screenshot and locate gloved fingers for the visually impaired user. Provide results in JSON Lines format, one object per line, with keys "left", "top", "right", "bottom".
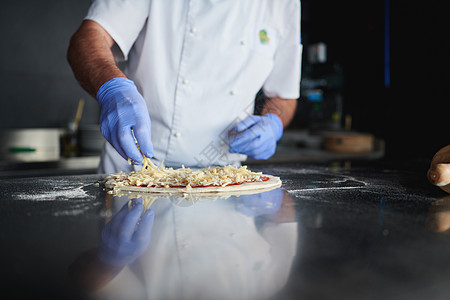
{"left": 239, "top": 191, "right": 264, "bottom": 204}
{"left": 108, "top": 202, "right": 132, "bottom": 237}
{"left": 235, "top": 193, "right": 263, "bottom": 216}
{"left": 99, "top": 120, "right": 111, "bottom": 142}
{"left": 247, "top": 142, "right": 276, "bottom": 160}
{"left": 229, "top": 124, "right": 262, "bottom": 148}
{"left": 235, "top": 204, "right": 258, "bottom": 217}
{"left": 229, "top": 130, "right": 276, "bottom": 159}
{"left": 263, "top": 113, "right": 284, "bottom": 141}
{"left": 229, "top": 131, "right": 261, "bottom": 154}
{"left": 117, "top": 203, "right": 144, "bottom": 242}
{"left": 133, "top": 121, "right": 154, "bottom": 158}
{"left": 101, "top": 221, "right": 112, "bottom": 241}
{"left": 119, "top": 126, "right": 144, "bottom": 163}
{"left": 234, "top": 115, "right": 260, "bottom": 132}
{"left": 133, "top": 209, "right": 155, "bottom": 244}
{"left": 237, "top": 188, "right": 283, "bottom": 216}
{"left": 242, "top": 188, "right": 283, "bottom": 207}
{"left": 110, "top": 129, "right": 128, "bottom": 161}
{"left": 130, "top": 198, "right": 143, "bottom": 206}
{"left": 100, "top": 124, "right": 125, "bottom": 159}
{"left": 238, "top": 201, "right": 279, "bottom": 216}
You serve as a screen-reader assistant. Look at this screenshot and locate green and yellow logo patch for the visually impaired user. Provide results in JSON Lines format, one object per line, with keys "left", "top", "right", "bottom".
{"left": 259, "top": 29, "right": 270, "bottom": 44}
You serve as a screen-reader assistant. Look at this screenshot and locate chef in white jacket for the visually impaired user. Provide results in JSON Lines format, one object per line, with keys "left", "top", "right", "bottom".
{"left": 67, "top": 0, "right": 302, "bottom": 174}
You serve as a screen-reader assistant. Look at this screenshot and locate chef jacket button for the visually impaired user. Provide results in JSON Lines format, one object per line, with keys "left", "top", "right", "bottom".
{"left": 230, "top": 90, "right": 236, "bottom": 95}
{"left": 174, "top": 132, "right": 181, "bottom": 138}
{"left": 190, "top": 27, "right": 197, "bottom": 34}
{"left": 240, "top": 40, "right": 246, "bottom": 46}
{"left": 182, "top": 79, "right": 189, "bottom": 85}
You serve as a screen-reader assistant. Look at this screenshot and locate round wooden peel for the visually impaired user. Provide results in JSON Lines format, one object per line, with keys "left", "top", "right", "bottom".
{"left": 428, "top": 145, "right": 450, "bottom": 193}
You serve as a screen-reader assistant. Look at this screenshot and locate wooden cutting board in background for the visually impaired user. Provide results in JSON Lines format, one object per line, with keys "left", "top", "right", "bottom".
{"left": 323, "top": 132, "right": 374, "bottom": 153}
{"left": 322, "top": 115, "right": 374, "bottom": 154}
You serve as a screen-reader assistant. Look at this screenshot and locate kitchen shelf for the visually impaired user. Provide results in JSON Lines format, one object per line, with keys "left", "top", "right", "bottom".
{"left": 0, "top": 156, "right": 100, "bottom": 178}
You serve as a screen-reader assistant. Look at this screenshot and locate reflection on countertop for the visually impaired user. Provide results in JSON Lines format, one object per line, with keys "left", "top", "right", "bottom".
{"left": 70, "top": 189, "right": 296, "bottom": 300}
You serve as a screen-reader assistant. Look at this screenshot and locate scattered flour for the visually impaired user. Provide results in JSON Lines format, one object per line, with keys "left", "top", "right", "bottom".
{"left": 53, "top": 208, "right": 90, "bottom": 216}
{"left": 286, "top": 175, "right": 368, "bottom": 194}
{"left": 14, "top": 185, "right": 89, "bottom": 201}
{"left": 287, "top": 185, "right": 366, "bottom": 194}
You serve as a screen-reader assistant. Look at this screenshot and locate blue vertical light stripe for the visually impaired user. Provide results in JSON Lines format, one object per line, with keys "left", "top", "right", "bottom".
{"left": 384, "top": 0, "right": 390, "bottom": 87}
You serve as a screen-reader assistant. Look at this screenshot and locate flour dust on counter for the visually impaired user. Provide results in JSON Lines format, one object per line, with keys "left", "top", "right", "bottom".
{"left": 12, "top": 178, "right": 95, "bottom": 201}
{"left": 255, "top": 165, "right": 369, "bottom": 195}
{"left": 14, "top": 182, "right": 88, "bottom": 201}
{"left": 1, "top": 174, "right": 105, "bottom": 217}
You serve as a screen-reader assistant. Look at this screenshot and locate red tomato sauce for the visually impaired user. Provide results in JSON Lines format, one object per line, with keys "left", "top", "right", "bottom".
{"left": 136, "top": 176, "right": 270, "bottom": 188}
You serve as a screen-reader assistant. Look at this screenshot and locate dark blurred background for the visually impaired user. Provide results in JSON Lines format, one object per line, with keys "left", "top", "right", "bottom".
{"left": 0, "top": 0, "right": 95, "bottom": 128}
{"left": 0, "top": 0, "right": 448, "bottom": 161}
{"left": 297, "top": 0, "right": 449, "bottom": 159}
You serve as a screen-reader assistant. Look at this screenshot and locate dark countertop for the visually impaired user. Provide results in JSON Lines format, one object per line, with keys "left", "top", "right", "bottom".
{"left": 1, "top": 159, "right": 449, "bottom": 300}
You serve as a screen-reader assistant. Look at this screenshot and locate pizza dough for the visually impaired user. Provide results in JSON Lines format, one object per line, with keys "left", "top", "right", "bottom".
{"left": 104, "top": 158, "right": 282, "bottom": 196}
{"left": 108, "top": 174, "right": 281, "bottom": 194}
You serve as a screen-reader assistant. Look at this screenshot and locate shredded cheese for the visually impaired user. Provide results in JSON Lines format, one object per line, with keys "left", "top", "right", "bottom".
{"left": 106, "top": 157, "right": 266, "bottom": 191}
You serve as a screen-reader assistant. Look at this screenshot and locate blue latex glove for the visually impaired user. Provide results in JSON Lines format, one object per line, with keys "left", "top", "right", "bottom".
{"left": 97, "top": 77, "right": 154, "bottom": 163}
{"left": 98, "top": 200, "right": 155, "bottom": 267}
{"left": 236, "top": 188, "right": 283, "bottom": 217}
{"left": 229, "top": 113, "right": 283, "bottom": 160}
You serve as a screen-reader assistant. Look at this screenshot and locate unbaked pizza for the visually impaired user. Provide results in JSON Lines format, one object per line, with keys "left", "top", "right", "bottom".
{"left": 104, "top": 158, "right": 281, "bottom": 195}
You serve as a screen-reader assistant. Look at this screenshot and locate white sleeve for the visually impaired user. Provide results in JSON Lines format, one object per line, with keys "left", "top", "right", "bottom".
{"left": 262, "top": 1, "right": 302, "bottom": 99}
{"left": 84, "top": 0, "right": 151, "bottom": 60}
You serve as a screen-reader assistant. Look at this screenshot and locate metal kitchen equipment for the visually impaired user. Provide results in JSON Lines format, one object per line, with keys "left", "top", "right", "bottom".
{"left": 0, "top": 128, "right": 62, "bottom": 162}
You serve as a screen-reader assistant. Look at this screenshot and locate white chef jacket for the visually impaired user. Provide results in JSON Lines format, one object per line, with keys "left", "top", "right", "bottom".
{"left": 86, "top": 0, "right": 302, "bottom": 173}
{"left": 92, "top": 194, "right": 298, "bottom": 300}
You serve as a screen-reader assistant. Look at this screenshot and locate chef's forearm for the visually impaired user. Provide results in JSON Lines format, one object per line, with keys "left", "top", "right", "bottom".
{"left": 262, "top": 97, "right": 297, "bottom": 128}
{"left": 67, "top": 20, "right": 126, "bottom": 97}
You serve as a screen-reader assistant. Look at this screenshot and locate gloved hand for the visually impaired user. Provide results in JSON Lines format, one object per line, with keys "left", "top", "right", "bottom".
{"left": 97, "top": 77, "right": 154, "bottom": 163}
{"left": 98, "top": 200, "right": 155, "bottom": 267}
{"left": 235, "top": 188, "right": 283, "bottom": 217}
{"left": 229, "top": 113, "right": 283, "bottom": 160}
